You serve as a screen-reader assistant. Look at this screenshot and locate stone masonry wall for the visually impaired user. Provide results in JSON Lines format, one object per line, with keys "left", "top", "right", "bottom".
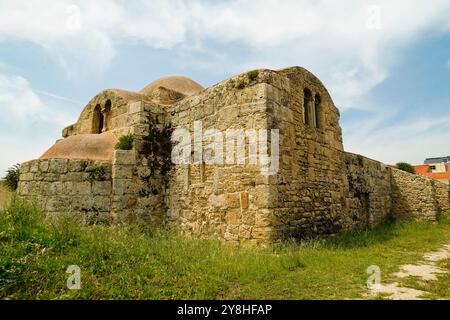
{"left": 18, "top": 159, "right": 112, "bottom": 222}
{"left": 110, "top": 101, "right": 171, "bottom": 225}
{"left": 268, "top": 67, "right": 348, "bottom": 240}
{"left": 16, "top": 67, "right": 450, "bottom": 244}
{"left": 343, "top": 152, "right": 392, "bottom": 228}
{"left": 165, "top": 70, "right": 275, "bottom": 244}
{"left": 433, "top": 180, "right": 450, "bottom": 214}
{"left": 391, "top": 168, "right": 439, "bottom": 221}
{"left": 63, "top": 90, "right": 141, "bottom": 137}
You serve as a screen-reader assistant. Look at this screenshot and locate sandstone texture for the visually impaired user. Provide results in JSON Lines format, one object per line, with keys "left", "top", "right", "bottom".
{"left": 17, "top": 67, "right": 450, "bottom": 243}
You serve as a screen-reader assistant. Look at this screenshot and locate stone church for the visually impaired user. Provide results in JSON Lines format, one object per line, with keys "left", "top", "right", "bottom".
{"left": 17, "top": 67, "right": 449, "bottom": 244}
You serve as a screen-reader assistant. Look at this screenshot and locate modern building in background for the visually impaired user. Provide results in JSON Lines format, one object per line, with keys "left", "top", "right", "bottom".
{"left": 414, "top": 156, "right": 450, "bottom": 185}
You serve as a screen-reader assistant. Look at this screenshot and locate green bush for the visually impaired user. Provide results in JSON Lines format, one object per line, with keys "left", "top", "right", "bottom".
{"left": 247, "top": 70, "right": 259, "bottom": 82}
{"left": 115, "top": 134, "right": 134, "bottom": 150}
{"left": 396, "top": 162, "right": 415, "bottom": 174}
{"left": 3, "top": 164, "right": 20, "bottom": 191}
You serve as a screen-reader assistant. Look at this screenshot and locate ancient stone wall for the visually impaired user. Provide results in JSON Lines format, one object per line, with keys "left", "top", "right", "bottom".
{"left": 343, "top": 152, "right": 392, "bottom": 228}
{"left": 18, "top": 159, "right": 112, "bottom": 222}
{"left": 391, "top": 168, "right": 439, "bottom": 221}
{"left": 432, "top": 180, "right": 450, "bottom": 214}
{"left": 268, "top": 67, "right": 348, "bottom": 240}
{"left": 63, "top": 90, "right": 144, "bottom": 138}
{"left": 112, "top": 102, "right": 171, "bottom": 225}
{"left": 165, "top": 70, "right": 276, "bottom": 244}
{"left": 15, "top": 67, "right": 450, "bottom": 244}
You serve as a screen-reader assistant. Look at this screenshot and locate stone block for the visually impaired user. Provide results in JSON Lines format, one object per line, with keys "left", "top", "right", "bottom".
{"left": 113, "top": 150, "right": 136, "bottom": 165}
{"left": 68, "top": 160, "right": 87, "bottom": 172}
{"left": 38, "top": 160, "right": 50, "bottom": 173}
{"left": 49, "top": 159, "right": 68, "bottom": 174}
{"left": 20, "top": 173, "right": 34, "bottom": 181}
{"left": 225, "top": 209, "right": 241, "bottom": 225}
{"left": 20, "top": 162, "right": 31, "bottom": 173}
{"left": 30, "top": 161, "right": 39, "bottom": 173}
{"left": 240, "top": 191, "right": 249, "bottom": 209}
{"left": 112, "top": 165, "right": 134, "bottom": 180}
{"left": 128, "top": 101, "right": 144, "bottom": 114}
{"left": 113, "top": 179, "right": 135, "bottom": 195}
{"left": 92, "top": 180, "right": 111, "bottom": 195}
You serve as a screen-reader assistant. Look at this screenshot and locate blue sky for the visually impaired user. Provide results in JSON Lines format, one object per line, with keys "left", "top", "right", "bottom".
{"left": 0, "top": 0, "right": 450, "bottom": 175}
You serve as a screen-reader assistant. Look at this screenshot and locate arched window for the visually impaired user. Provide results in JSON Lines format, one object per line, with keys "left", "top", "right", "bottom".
{"left": 92, "top": 104, "right": 104, "bottom": 134}
{"left": 303, "top": 88, "right": 313, "bottom": 126}
{"left": 103, "top": 100, "right": 112, "bottom": 132}
{"left": 314, "top": 94, "right": 321, "bottom": 128}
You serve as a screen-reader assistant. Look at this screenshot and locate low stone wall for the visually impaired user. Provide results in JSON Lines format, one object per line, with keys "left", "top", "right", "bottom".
{"left": 390, "top": 168, "right": 438, "bottom": 221}
{"left": 432, "top": 180, "right": 450, "bottom": 214}
{"left": 343, "top": 152, "right": 392, "bottom": 229}
{"left": 18, "top": 159, "right": 112, "bottom": 222}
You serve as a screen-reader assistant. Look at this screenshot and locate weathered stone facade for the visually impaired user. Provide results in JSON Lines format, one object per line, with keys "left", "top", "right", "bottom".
{"left": 391, "top": 168, "right": 449, "bottom": 221}
{"left": 17, "top": 66, "right": 450, "bottom": 243}
{"left": 19, "top": 159, "right": 112, "bottom": 222}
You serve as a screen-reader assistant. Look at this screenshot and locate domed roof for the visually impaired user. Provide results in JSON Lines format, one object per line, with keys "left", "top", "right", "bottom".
{"left": 40, "top": 132, "right": 117, "bottom": 161}
{"left": 139, "top": 76, "right": 204, "bottom": 97}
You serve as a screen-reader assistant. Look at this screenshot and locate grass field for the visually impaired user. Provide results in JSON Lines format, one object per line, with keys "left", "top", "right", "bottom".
{"left": 0, "top": 199, "right": 449, "bottom": 300}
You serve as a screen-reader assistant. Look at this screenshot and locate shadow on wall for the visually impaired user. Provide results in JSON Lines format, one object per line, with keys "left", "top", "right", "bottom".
{"left": 320, "top": 218, "right": 399, "bottom": 249}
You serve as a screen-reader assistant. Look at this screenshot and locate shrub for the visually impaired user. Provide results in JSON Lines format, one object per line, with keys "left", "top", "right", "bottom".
{"left": 396, "top": 162, "right": 415, "bottom": 174}
{"left": 247, "top": 70, "right": 259, "bottom": 82}
{"left": 3, "top": 164, "right": 20, "bottom": 191}
{"left": 357, "top": 154, "right": 364, "bottom": 167}
{"left": 115, "top": 134, "right": 134, "bottom": 150}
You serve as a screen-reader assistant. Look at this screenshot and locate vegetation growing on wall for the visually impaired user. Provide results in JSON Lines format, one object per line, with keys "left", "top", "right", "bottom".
{"left": 357, "top": 155, "right": 365, "bottom": 167}
{"left": 115, "top": 134, "right": 134, "bottom": 150}
{"left": 247, "top": 70, "right": 259, "bottom": 82}
{"left": 3, "top": 164, "right": 20, "bottom": 191}
{"left": 396, "top": 162, "right": 415, "bottom": 174}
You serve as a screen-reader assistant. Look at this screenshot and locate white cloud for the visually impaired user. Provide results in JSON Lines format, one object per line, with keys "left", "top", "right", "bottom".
{"left": 1, "top": 0, "right": 450, "bottom": 106}
{"left": 0, "top": 73, "right": 74, "bottom": 125}
{"left": 343, "top": 111, "right": 450, "bottom": 164}
{"left": 0, "top": 74, "right": 43, "bottom": 119}
{"left": 0, "top": 72, "right": 77, "bottom": 174}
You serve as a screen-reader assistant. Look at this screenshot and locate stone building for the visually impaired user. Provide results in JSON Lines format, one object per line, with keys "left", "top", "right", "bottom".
{"left": 17, "top": 67, "right": 450, "bottom": 244}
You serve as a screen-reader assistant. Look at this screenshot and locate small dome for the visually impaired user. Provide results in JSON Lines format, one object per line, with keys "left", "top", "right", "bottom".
{"left": 139, "top": 76, "right": 204, "bottom": 97}
{"left": 40, "top": 132, "right": 117, "bottom": 161}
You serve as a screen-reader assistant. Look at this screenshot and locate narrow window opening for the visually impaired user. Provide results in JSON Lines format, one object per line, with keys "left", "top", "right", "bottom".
{"left": 314, "top": 94, "right": 321, "bottom": 128}
{"left": 303, "top": 88, "right": 312, "bottom": 126}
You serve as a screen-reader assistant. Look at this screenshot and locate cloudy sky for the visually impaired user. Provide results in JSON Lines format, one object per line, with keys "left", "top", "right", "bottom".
{"left": 0, "top": 0, "right": 450, "bottom": 174}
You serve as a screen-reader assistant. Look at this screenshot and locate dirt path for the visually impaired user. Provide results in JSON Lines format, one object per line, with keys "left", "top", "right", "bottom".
{"left": 367, "top": 244, "right": 450, "bottom": 300}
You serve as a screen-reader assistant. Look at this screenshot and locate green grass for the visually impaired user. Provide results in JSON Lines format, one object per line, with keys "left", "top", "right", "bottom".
{"left": 0, "top": 181, "right": 12, "bottom": 210}
{"left": 0, "top": 199, "right": 449, "bottom": 300}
